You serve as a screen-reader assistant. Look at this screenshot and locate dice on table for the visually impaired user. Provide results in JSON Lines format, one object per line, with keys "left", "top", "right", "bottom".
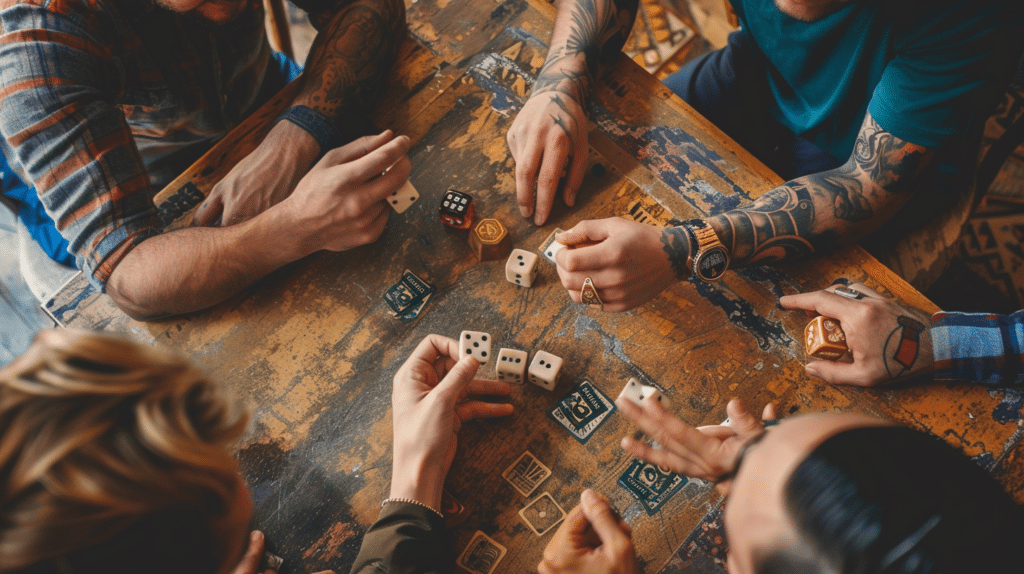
{"left": 387, "top": 180, "right": 419, "bottom": 213}
{"left": 440, "top": 189, "right": 474, "bottom": 230}
{"left": 505, "top": 249, "right": 539, "bottom": 287}
{"left": 496, "top": 348, "right": 528, "bottom": 384}
{"left": 459, "top": 330, "right": 492, "bottom": 365}
{"left": 617, "top": 378, "right": 671, "bottom": 407}
{"left": 527, "top": 350, "right": 562, "bottom": 391}
{"left": 804, "top": 315, "right": 848, "bottom": 360}
{"left": 469, "top": 218, "right": 512, "bottom": 262}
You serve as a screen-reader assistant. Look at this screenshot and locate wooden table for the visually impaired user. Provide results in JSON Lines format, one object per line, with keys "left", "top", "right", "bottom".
{"left": 46, "top": 1, "right": 1024, "bottom": 572}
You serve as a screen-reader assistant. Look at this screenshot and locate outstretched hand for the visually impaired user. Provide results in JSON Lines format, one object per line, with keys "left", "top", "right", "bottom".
{"left": 617, "top": 398, "right": 773, "bottom": 487}
{"left": 538, "top": 489, "right": 638, "bottom": 574}
{"left": 780, "top": 282, "right": 934, "bottom": 386}
{"left": 390, "top": 335, "right": 514, "bottom": 510}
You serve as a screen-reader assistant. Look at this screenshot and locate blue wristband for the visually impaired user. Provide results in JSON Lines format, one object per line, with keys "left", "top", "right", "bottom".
{"left": 276, "top": 105, "right": 345, "bottom": 154}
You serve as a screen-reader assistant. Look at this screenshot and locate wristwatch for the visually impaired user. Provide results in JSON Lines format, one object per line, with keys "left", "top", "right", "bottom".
{"left": 682, "top": 219, "right": 729, "bottom": 282}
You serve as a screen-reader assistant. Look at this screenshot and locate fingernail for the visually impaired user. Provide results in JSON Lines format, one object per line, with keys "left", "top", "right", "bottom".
{"left": 520, "top": 206, "right": 530, "bottom": 218}
{"left": 252, "top": 531, "right": 263, "bottom": 542}
{"left": 582, "top": 489, "right": 601, "bottom": 507}
{"left": 805, "top": 365, "right": 818, "bottom": 378}
{"left": 776, "top": 298, "right": 786, "bottom": 310}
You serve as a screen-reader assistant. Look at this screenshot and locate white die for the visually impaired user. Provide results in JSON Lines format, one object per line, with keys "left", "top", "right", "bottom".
{"left": 496, "top": 348, "right": 528, "bottom": 384}
{"left": 617, "top": 378, "right": 671, "bottom": 407}
{"left": 506, "top": 249, "right": 539, "bottom": 287}
{"left": 459, "top": 330, "right": 492, "bottom": 365}
{"left": 387, "top": 180, "right": 419, "bottom": 213}
{"left": 528, "top": 350, "right": 562, "bottom": 391}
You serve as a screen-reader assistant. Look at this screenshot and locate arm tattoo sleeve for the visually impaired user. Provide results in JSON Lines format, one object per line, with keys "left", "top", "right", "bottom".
{"left": 709, "top": 113, "right": 934, "bottom": 269}
{"left": 296, "top": 0, "right": 405, "bottom": 130}
{"left": 661, "top": 227, "right": 692, "bottom": 280}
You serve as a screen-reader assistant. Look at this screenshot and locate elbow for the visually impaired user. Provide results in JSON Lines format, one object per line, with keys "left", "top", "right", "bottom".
{"left": 106, "top": 281, "right": 173, "bottom": 322}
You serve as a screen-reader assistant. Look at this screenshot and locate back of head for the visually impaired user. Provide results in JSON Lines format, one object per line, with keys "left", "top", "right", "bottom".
{"left": 0, "top": 331, "right": 249, "bottom": 573}
{"left": 759, "top": 425, "right": 1023, "bottom": 574}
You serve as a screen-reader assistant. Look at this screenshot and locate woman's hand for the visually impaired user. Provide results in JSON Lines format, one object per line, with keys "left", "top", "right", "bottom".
{"left": 390, "top": 335, "right": 514, "bottom": 510}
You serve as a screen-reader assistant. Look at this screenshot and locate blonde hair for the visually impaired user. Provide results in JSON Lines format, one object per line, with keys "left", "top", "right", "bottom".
{"left": 0, "top": 330, "right": 249, "bottom": 572}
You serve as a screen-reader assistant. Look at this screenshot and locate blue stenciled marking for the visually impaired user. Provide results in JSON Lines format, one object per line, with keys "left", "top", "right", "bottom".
{"left": 992, "top": 389, "right": 1024, "bottom": 425}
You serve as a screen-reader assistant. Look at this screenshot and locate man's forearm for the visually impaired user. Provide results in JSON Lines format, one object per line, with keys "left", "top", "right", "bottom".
{"left": 107, "top": 205, "right": 312, "bottom": 320}
{"left": 536, "top": 0, "right": 640, "bottom": 104}
{"left": 708, "top": 114, "right": 932, "bottom": 269}
{"left": 292, "top": 0, "right": 405, "bottom": 130}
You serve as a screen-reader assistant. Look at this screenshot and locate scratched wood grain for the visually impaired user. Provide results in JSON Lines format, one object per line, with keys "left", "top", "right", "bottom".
{"left": 48, "top": 1, "right": 1024, "bottom": 573}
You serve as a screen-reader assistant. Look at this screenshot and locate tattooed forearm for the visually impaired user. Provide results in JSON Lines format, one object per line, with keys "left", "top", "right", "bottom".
{"left": 852, "top": 115, "right": 930, "bottom": 193}
{"left": 712, "top": 182, "right": 818, "bottom": 266}
{"left": 661, "top": 227, "right": 692, "bottom": 280}
{"left": 529, "top": 0, "right": 639, "bottom": 103}
{"left": 296, "top": 0, "right": 405, "bottom": 129}
{"left": 705, "top": 112, "right": 936, "bottom": 272}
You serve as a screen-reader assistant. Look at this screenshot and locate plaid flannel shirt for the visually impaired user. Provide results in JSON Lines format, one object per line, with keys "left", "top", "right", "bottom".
{"left": 932, "top": 310, "right": 1024, "bottom": 386}
{"left": 0, "top": 0, "right": 329, "bottom": 290}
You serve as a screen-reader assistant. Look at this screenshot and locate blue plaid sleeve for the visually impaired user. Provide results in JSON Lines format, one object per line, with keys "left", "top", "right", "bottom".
{"left": 0, "top": 3, "right": 159, "bottom": 290}
{"left": 931, "top": 311, "right": 1024, "bottom": 386}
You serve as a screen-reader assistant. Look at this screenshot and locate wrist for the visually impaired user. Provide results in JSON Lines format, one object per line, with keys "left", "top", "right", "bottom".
{"left": 390, "top": 456, "right": 445, "bottom": 511}
{"left": 275, "top": 105, "right": 344, "bottom": 156}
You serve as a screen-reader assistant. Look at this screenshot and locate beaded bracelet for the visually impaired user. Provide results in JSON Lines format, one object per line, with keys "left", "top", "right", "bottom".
{"left": 381, "top": 497, "right": 444, "bottom": 520}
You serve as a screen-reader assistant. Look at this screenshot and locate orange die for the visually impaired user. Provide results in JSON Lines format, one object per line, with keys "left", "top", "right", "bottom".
{"left": 804, "top": 315, "right": 848, "bottom": 360}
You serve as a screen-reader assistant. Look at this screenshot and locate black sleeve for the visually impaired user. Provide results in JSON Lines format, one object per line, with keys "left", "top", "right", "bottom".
{"left": 349, "top": 503, "right": 454, "bottom": 574}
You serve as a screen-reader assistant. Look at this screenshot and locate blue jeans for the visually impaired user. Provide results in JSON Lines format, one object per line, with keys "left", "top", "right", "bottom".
{"left": 661, "top": 31, "right": 844, "bottom": 181}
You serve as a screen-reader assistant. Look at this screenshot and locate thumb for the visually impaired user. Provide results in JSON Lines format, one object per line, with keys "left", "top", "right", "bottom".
{"left": 724, "top": 399, "right": 761, "bottom": 435}
{"left": 558, "top": 219, "right": 610, "bottom": 246}
{"left": 580, "top": 489, "right": 630, "bottom": 550}
{"left": 229, "top": 531, "right": 268, "bottom": 574}
{"left": 434, "top": 355, "right": 480, "bottom": 404}
{"left": 805, "top": 360, "right": 858, "bottom": 386}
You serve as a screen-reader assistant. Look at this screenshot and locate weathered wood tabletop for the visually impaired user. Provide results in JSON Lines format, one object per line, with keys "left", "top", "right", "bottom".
{"left": 46, "top": 0, "right": 1024, "bottom": 572}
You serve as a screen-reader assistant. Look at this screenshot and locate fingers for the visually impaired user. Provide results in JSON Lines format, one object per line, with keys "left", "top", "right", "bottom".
{"left": 839, "top": 282, "right": 885, "bottom": 300}
{"left": 761, "top": 402, "right": 777, "bottom": 421}
{"left": 805, "top": 359, "right": 873, "bottom": 387}
{"left": 778, "top": 290, "right": 852, "bottom": 320}
{"left": 433, "top": 355, "right": 481, "bottom": 405}
{"left": 404, "top": 335, "right": 460, "bottom": 371}
{"left": 455, "top": 399, "right": 515, "bottom": 421}
{"left": 321, "top": 130, "right": 395, "bottom": 167}
{"left": 326, "top": 132, "right": 411, "bottom": 184}
{"left": 580, "top": 489, "right": 633, "bottom": 556}
{"left": 724, "top": 398, "right": 761, "bottom": 435}
{"left": 562, "top": 151, "right": 588, "bottom": 209}
{"left": 194, "top": 194, "right": 224, "bottom": 227}
{"left": 229, "top": 531, "right": 268, "bottom": 574}
{"left": 534, "top": 137, "right": 570, "bottom": 226}
{"left": 514, "top": 141, "right": 542, "bottom": 220}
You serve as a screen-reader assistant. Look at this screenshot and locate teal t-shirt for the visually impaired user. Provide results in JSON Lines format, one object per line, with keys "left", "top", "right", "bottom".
{"left": 731, "top": 0, "right": 1023, "bottom": 161}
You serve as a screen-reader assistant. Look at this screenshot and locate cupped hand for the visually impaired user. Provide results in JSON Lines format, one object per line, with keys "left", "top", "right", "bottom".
{"left": 617, "top": 398, "right": 770, "bottom": 485}
{"left": 553, "top": 218, "right": 679, "bottom": 312}
{"left": 280, "top": 130, "right": 411, "bottom": 255}
{"left": 538, "top": 489, "right": 639, "bottom": 574}
{"left": 779, "top": 282, "right": 934, "bottom": 386}
{"left": 507, "top": 92, "right": 589, "bottom": 226}
{"left": 390, "top": 335, "right": 514, "bottom": 509}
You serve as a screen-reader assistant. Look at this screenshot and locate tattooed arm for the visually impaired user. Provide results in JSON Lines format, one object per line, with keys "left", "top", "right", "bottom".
{"left": 507, "top": 0, "right": 639, "bottom": 225}
{"left": 550, "top": 112, "right": 939, "bottom": 314}
{"left": 194, "top": 0, "right": 405, "bottom": 227}
{"left": 707, "top": 113, "right": 934, "bottom": 268}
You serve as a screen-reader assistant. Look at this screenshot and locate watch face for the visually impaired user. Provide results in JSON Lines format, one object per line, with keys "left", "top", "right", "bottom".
{"left": 695, "top": 246, "right": 729, "bottom": 281}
